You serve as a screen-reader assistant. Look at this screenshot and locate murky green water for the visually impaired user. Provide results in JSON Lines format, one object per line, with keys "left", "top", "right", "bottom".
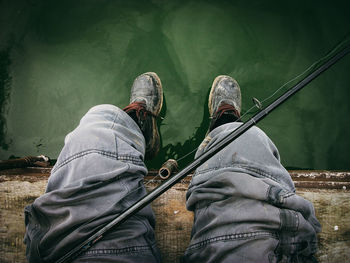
{"left": 1, "top": 0, "right": 349, "bottom": 169}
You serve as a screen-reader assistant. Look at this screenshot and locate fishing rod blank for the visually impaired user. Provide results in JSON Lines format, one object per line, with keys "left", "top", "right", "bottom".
{"left": 56, "top": 43, "right": 350, "bottom": 263}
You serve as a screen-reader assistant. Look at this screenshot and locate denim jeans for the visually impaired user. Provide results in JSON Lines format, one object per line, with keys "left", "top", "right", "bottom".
{"left": 24, "top": 104, "right": 320, "bottom": 263}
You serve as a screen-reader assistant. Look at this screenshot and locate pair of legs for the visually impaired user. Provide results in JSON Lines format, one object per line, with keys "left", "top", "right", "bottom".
{"left": 24, "top": 73, "right": 320, "bottom": 262}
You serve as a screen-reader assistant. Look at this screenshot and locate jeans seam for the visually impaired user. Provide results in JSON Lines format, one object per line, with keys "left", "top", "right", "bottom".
{"left": 295, "top": 211, "right": 300, "bottom": 233}
{"left": 79, "top": 245, "right": 152, "bottom": 257}
{"left": 266, "top": 185, "right": 272, "bottom": 202}
{"left": 281, "top": 192, "right": 295, "bottom": 199}
{"left": 186, "top": 231, "right": 278, "bottom": 251}
{"left": 52, "top": 149, "right": 143, "bottom": 173}
{"left": 237, "top": 165, "right": 286, "bottom": 187}
{"left": 278, "top": 208, "right": 283, "bottom": 231}
{"left": 279, "top": 209, "right": 299, "bottom": 232}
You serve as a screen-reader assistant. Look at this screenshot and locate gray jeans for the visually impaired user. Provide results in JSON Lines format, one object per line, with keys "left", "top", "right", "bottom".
{"left": 24, "top": 105, "right": 321, "bottom": 263}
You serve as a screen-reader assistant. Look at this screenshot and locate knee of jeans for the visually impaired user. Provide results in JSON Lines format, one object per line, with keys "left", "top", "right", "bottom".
{"left": 81, "top": 104, "right": 124, "bottom": 126}
{"left": 87, "top": 104, "right": 121, "bottom": 115}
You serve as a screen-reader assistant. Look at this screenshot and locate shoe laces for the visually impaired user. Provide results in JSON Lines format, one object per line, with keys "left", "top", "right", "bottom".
{"left": 123, "top": 101, "right": 156, "bottom": 120}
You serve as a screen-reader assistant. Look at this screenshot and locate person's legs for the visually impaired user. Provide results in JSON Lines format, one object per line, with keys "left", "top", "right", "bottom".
{"left": 24, "top": 73, "right": 163, "bottom": 263}
{"left": 184, "top": 76, "right": 320, "bottom": 262}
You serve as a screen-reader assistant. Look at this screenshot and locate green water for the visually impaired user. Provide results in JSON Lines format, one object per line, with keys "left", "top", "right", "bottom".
{"left": 0, "top": 0, "right": 349, "bottom": 170}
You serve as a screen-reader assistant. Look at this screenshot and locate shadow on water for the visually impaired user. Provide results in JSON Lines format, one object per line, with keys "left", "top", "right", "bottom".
{"left": 146, "top": 88, "right": 211, "bottom": 170}
{"left": 0, "top": 48, "right": 12, "bottom": 150}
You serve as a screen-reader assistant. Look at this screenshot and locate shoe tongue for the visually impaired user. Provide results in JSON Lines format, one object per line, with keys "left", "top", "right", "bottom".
{"left": 218, "top": 98, "right": 240, "bottom": 112}
{"left": 217, "top": 103, "right": 240, "bottom": 118}
{"left": 124, "top": 100, "right": 144, "bottom": 109}
{"left": 133, "top": 98, "right": 150, "bottom": 110}
{"left": 133, "top": 97, "right": 147, "bottom": 103}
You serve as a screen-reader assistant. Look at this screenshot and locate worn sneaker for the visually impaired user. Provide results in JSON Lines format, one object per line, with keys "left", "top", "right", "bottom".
{"left": 208, "top": 75, "right": 241, "bottom": 132}
{"left": 123, "top": 72, "right": 163, "bottom": 159}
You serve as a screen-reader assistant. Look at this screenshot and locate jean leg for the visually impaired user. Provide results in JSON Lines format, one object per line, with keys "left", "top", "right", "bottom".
{"left": 24, "top": 104, "right": 161, "bottom": 263}
{"left": 184, "top": 123, "right": 320, "bottom": 262}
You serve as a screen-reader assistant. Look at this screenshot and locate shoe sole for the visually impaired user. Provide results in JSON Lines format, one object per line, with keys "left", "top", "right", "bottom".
{"left": 208, "top": 75, "right": 229, "bottom": 117}
{"left": 146, "top": 116, "right": 160, "bottom": 160}
{"left": 144, "top": 72, "right": 163, "bottom": 116}
{"left": 143, "top": 72, "right": 163, "bottom": 159}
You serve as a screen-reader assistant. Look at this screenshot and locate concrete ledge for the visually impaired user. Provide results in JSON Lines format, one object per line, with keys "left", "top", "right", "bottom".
{"left": 0, "top": 168, "right": 349, "bottom": 262}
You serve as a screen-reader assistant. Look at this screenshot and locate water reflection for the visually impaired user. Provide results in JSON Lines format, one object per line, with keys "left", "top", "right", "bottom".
{"left": 147, "top": 89, "right": 210, "bottom": 169}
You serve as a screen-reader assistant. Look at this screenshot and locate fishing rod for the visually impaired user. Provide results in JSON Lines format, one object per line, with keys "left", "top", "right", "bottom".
{"left": 56, "top": 43, "right": 350, "bottom": 263}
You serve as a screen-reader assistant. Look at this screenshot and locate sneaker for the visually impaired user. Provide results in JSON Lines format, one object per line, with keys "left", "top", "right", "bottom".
{"left": 123, "top": 72, "right": 163, "bottom": 159}
{"left": 208, "top": 75, "right": 241, "bottom": 132}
